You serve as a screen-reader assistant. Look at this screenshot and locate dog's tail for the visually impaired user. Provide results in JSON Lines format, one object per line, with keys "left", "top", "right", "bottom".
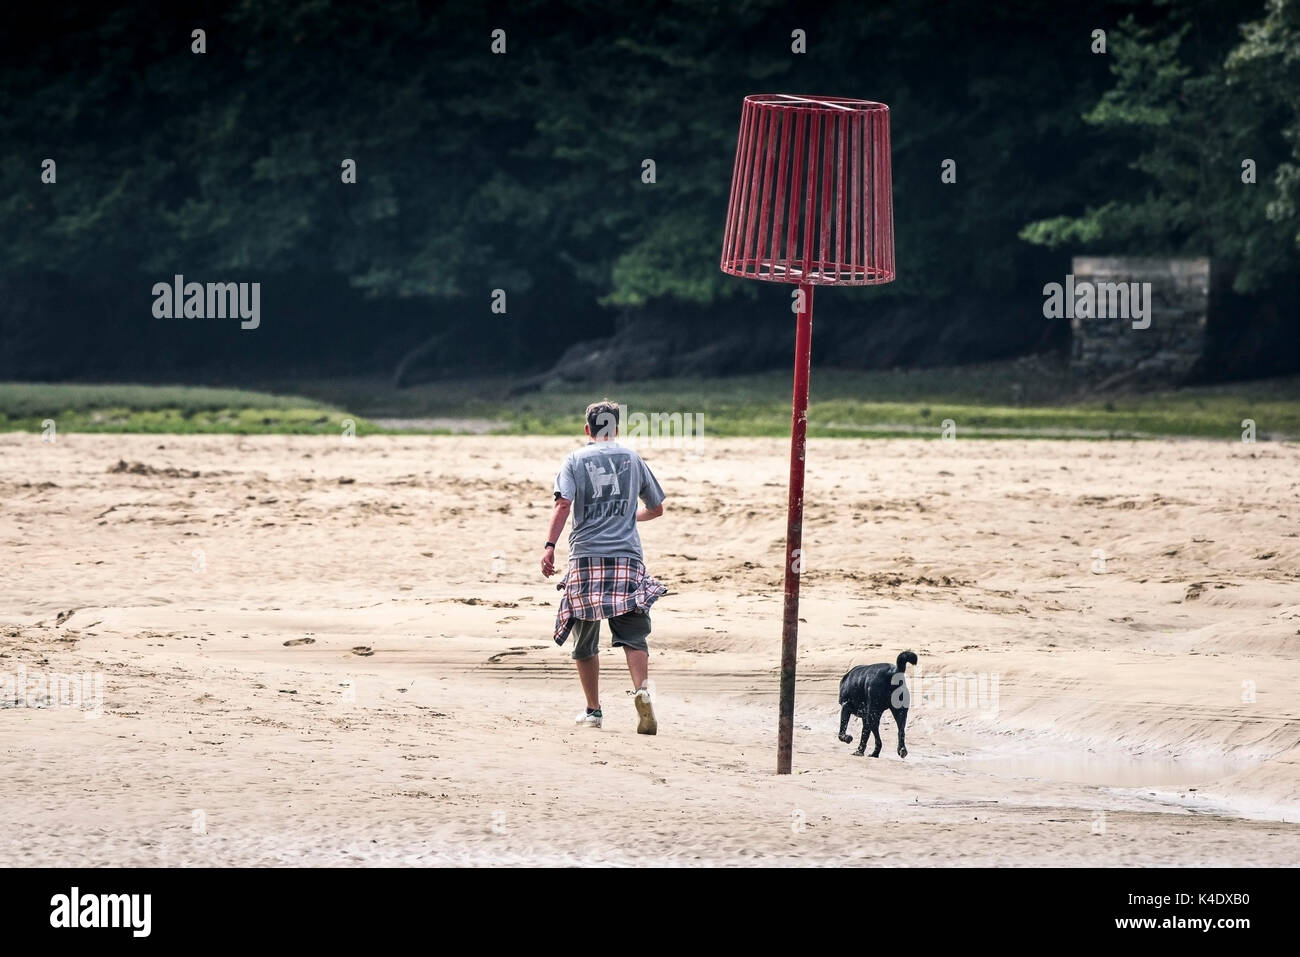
{"left": 896, "top": 651, "right": 918, "bottom": 672}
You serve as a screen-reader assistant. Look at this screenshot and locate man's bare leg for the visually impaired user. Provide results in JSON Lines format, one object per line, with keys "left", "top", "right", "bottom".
{"left": 623, "top": 648, "right": 649, "bottom": 690}
{"left": 576, "top": 654, "right": 600, "bottom": 710}
{"left": 625, "top": 648, "right": 657, "bottom": 734}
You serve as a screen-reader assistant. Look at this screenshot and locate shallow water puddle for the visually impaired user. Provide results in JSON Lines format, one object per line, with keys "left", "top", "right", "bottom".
{"left": 952, "top": 752, "right": 1256, "bottom": 788}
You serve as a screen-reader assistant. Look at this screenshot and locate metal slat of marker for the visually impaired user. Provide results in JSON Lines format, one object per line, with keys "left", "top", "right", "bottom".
{"left": 720, "top": 94, "right": 895, "bottom": 775}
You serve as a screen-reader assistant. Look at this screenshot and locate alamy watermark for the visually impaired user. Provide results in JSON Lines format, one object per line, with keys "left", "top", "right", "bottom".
{"left": 589, "top": 403, "right": 704, "bottom": 449}
{"left": 617, "top": 404, "right": 704, "bottom": 450}
{"left": 1, "top": 664, "right": 104, "bottom": 718}
{"left": 50, "top": 887, "right": 150, "bottom": 937}
{"left": 1042, "top": 274, "right": 1151, "bottom": 330}
{"left": 152, "top": 274, "right": 260, "bottom": 329}
{"left": 895, "top": 662, "right": 1000, "bottom": 718}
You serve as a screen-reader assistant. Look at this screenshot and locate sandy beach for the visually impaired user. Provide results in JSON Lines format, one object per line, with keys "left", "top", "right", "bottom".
{"left": 1, "top": 432, "right": 1297, "bottom": 866}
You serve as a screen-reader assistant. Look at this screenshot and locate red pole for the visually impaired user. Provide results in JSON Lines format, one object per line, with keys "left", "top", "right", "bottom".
{"left": 778, "top": 281, "right": 813, "bottom": 774}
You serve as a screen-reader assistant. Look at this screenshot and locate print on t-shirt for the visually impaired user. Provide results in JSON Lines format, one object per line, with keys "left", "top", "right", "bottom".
{"left": 555, "top": 442, "right": 666, "bottom": 561}
{"left": 584, "top": 457, "right": 624, "bottom": 502}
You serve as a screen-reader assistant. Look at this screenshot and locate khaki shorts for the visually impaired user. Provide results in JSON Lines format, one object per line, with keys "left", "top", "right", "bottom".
{"left": 570, "top": 610, "right": 652, "bottom": 660}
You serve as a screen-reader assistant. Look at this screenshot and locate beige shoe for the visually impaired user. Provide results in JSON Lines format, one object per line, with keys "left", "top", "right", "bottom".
{"left": 633, "top": 688, "right": 657, "bottom": 735}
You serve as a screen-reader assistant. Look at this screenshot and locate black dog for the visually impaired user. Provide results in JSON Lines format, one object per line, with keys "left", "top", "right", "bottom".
{"left": 837, "top": 651, "right": 917, "bottom": 758}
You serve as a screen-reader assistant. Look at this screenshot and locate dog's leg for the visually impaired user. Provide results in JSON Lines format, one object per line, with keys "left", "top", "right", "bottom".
{"left": 838, "top": 702, "right": 854, "bottom": 744}
{"left": 892, "top": 705, "right": 909, "bottom": 758}
{"left": 851, "top": 710, "right": 867, "bottom": 756}
{"left": 867, "top": 708, "right": 883, "bottom": 758}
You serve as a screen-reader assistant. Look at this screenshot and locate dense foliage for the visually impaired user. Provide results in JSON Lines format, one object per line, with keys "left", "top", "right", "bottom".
{"left": 0, "top": 0, "right": 1295, "bottom": 380}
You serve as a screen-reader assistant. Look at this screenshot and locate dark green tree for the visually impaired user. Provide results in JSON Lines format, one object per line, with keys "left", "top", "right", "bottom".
{"left": 1020, "top": 1, "right": 1300, "bottom": 293}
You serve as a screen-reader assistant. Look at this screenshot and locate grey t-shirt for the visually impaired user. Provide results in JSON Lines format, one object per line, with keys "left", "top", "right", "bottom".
{"left": 554, "top": 441, "right": 666, "bottom": 561}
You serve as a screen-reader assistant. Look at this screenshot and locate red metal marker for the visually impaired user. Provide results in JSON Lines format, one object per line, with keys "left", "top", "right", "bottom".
{"left": 720, "top": 94, "right": 895, "bottom": 774}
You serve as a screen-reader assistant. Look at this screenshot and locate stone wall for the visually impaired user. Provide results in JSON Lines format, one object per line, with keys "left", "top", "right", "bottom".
{"left": 1069, "top": 256, "right": 1210, "bottom": 382}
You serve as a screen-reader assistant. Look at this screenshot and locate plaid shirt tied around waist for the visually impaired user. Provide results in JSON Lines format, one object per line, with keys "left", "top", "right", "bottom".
{"left": 553, "top": 556, "right": 667, "bottom": 646}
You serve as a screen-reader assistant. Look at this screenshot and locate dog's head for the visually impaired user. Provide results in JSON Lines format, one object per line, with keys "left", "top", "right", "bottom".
{"left": 896, "top": 650, "right": 918, "bottom": 672}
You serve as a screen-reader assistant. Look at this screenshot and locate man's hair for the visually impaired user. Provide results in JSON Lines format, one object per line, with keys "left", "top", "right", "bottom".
{"left": 586, "top": 399, "right": 619, "bottom": 439}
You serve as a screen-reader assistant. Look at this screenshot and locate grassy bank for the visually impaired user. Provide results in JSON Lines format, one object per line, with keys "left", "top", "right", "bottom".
{"left": 287, "top": 360, "right": 1300, "bottom": 440}
{"left": 0, "top": 383, "right": 374, "bottom": 435}
{"left": 5, "top": 362, "right": 1300, "bottom": 439}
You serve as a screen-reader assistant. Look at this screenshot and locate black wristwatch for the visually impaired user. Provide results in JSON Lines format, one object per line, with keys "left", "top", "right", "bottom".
{"left": 544, "top": 541, "right": 556, "bottom": 549}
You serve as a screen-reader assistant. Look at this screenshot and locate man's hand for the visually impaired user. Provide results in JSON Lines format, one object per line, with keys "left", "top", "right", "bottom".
{"left": 541, "top": 545, "right": 557, "bottom": 578}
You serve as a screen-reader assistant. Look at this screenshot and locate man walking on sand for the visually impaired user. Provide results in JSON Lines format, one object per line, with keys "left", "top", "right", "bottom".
{"left": 541, "top": 399, "right": 666, "bottom": 734}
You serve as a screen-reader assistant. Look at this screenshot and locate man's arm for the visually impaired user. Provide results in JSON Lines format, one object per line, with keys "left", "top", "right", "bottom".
{"left": 636, "top": 454, "right": 666, "bottom": 523}
{"left": 540, "top": 497, "right": 571, "bottom": 577}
